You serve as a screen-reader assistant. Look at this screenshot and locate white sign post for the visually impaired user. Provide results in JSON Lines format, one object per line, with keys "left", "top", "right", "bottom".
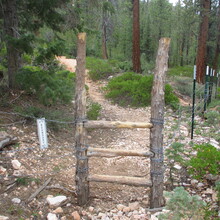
{"left": 37, "top": 118, "right": 48, "bottom": 149}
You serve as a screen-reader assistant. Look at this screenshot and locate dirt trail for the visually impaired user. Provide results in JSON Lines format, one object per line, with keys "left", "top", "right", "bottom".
{"left": 58, "top": 56, "right": 152, "bottom": 208}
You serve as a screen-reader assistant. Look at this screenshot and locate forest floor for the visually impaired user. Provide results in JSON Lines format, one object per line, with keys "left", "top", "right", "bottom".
{"left": 0, "top": 57, "right": 219, "bottom": 219}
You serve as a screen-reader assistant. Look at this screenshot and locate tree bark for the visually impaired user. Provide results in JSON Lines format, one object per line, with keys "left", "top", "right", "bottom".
{"left": 2, "top": 0, "right": 21, "bottom": 89}
{"left": 196, "top": 0, "right": 211, "bottom": 84}
{"left": 150, "top": 38, "right": 170, "bottom": 209}
{"left": 75, "top": 33, "right": 89, "bottom": 206}
{"left": 213, "top": 0, "right": 220, "bottom": 72}
{"left": 102, "top": 17, "right": 108, "bottom": 59}
{"left": 132, "top": 0, "right": 141, "bottom": 73}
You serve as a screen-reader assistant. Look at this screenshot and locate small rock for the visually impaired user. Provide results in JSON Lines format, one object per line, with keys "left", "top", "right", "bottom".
{"left": 0, "top": 166, "right": 6, "bottom": 174}
{"left": 61, "top": 217, "right": 67, "bottom": 220}
{"left": 71, "top": 211, "right": 81, "bottom": 220}
{"left": 129, "top": 202, "right": 140, "bottom": 211}
{"left": 191, "top": 179, "right": 199, "bottom": 186}
{"left": 11, "top": 160, "right": 21, "bottom": 170}
{"left": 46, "top": 195, "right": 67, "bottom": 208}
{"left": 197, "top": 182, "right": 204, "bottom": 188}
{"left": 116, "top": 204, "right": 126, "bottom": 211}
{"left": 53, "top": 207, "right": 63, "bottom": 214}
{"left": 203, "top": 188, "right": 213, "bottom": 194}
{"left": 88, "top": 206, "right": 94, "bottom": 213}
{"left": 0, "top": 216, "right": 9, "bottom": 220}
{"left": 12, "top": 198, "right": 21, "bottom": 204}
{"left": 174, "top": 164, "right": 182, "bottom": 170}
{"left": 47, "top": 213, "right": 58, "bottom": 220}
{"left": 12, "top": 170, "right": 22, "bottom": 176}
{"left": 123, "top": 207, "right": 131, "bottom": 212}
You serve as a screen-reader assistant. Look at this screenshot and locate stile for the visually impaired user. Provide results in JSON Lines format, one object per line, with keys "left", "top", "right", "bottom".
{"left": 150, "top": 38, "right": 171, "bottom": 208}
{"left": 75, "top": 32, "right": 89, "bottom": 205}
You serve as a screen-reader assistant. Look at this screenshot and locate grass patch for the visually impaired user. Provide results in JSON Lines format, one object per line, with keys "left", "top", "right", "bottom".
{"left": 168, "top": 65, "right": 194, "bottom": 77}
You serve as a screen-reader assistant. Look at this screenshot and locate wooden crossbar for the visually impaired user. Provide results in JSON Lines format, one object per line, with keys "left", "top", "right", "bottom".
{"left": 88, "top": 174, "right": 152, "bottom": 187}
{"left": 88, "top": 148, "right": 153, "bottom": 158}
{"left": 84, "top": 121, "right": 153, "bottom": 129}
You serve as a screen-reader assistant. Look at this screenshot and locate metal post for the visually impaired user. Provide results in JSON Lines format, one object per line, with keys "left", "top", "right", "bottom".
{"left": 191, "top": 65, "right": 196, "bottom": 140}
{"left": 208, "top": 68, "right": 213, "bottom": 105}
{"left": 204, "top": 66, "right": 209, "bottom": 112}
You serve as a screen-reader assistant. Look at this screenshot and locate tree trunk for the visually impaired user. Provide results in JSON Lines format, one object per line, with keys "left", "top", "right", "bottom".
{"left": 196, "top": 0, "right": 211, "bottom": 84}
{"left": 150, "top": 38, "right": 171, "bottom": 209}
{"left": 2, "top": 0, "right": 21, "bottom": 89}
{"left": 213, "top": 0, "right": 220, "bottom": 72}
{"left": 132, "top": 0, "right": 141, "bottom": 73}
{"left": 102, "top": 18, "right": 108, "bottom": 59}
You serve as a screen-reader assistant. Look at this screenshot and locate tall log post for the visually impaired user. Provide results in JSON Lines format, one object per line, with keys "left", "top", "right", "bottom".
{"left": 150, "top": 38, "right": 171, "bottom": 208}
{"left": 75, "top": 33, "right": 89, "bottom": 205}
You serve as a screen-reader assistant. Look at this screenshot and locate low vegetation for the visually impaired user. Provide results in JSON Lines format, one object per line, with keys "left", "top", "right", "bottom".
{"left": 105, "top": 72, "right": 179, "bottom": 109}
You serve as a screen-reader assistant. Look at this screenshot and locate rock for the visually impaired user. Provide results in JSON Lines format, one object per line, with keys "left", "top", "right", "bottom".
{"left": 203, "top": 188, "right": 213, "bottom": 194}
{"left": 0, "top": 216, "right": 9, "bottom": 220}
{"left": 46, "top": 195, "right": 67, "bottom": 208}
{"left": 12, "top": 198, "right": 21, "bottom": 204}
{"left": 0, "top": 166, "right": 6, "bottom": 174}
{"left": 47, "top": 213, "right": 58, "bottom": 220}
{"left": 88, "top": 206, "right": 94, "bottom": 213}
{"left": 71, "top": 211, "right": 80, "bottom": 220}
{"left": 129, "top": 202, "right": 140, "bottom": 211}
{"left": 123, "top": 206, "right": 131, "bottom": 212}
{"left": 61, "top": 217, "right": 67, "bottom": 220}
{"left": 174, "top": 164, "right": 182, "bottom": 170}
{"left": 210, "top": 139, "right": 219, "bottom": 149}
{"left": 11, "top": 160, "right": 21, "bottom": 170}
{"left": 197, "top": 182, "right": 204, "bottom": 188}
{"left": 116, "top": 204, "right": 126, "bottom": 211}
{"left": 53, "top": 207, "right": 63, "bottom": 214}
{"left": 12, "top": 170, "right": 22, "bottom": 176}
{"left": 191, "top": 179, "right": 199, "bottom": 186}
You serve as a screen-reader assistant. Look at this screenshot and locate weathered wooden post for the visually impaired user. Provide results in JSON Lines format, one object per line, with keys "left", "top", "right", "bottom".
{"left": 75, "top": 32, "right": 89, "bottom": 205}
{"left": 150, "top": 38, "right": 171, "bottom": 209}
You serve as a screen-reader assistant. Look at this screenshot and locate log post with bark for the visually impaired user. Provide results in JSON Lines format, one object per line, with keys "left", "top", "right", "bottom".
{"left": 150, "top": 38, "right": 171, "bottom": 208}
{"left": 75, "top": 32, "right": 89, "bottom": 206}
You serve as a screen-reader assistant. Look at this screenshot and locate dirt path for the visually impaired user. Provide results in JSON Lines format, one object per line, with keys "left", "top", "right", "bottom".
{"left": 58, "top": 56, "right": 152, "bottom": 208}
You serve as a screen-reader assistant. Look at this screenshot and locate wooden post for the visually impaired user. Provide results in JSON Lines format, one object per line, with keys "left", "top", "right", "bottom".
{"left": 75, "top": 32, "right": 89, "bottom": 205}
{"left": 150, "top": 38, "right": 171, "bottom": 209}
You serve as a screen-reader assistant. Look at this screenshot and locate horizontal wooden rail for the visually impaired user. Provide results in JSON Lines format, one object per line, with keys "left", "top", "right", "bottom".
{"left": 88, "top": 148, "right": 153, "bottom": 158}
{"left": 84, "top": 121, "right": 153, "bottom": 129}
{"left": 88, "top": 174, "right": 152, "bottom": 187}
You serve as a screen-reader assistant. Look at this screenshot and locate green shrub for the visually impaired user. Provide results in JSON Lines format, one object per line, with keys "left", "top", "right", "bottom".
{"left": 188, "top": 144, "right": 220, "bottom": 179}
{"left": 16, "top": 65, "right": 75, "bottom": 105}
{"left": 105, "top": 72, "right": 179, "bottom": 109}
{"left": 86, "top": 57, "right": 119, "bottom": 80}
{"left": 158, "top": 187, "right": 206, "bottom": 220}
{"left": 87, "top": 102, "right": 102, "bottom": 120}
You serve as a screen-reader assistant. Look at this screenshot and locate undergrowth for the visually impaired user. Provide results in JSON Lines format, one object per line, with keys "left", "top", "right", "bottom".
{"left": 105, "top": 72, "right": 179, "bottom": 109}
{"left": 16, "top": 65, "right": 75, "bottom": 106}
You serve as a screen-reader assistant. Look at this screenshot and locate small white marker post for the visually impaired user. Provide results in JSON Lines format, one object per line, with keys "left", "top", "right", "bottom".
{"left": 191, "top": 65, "right": 196, "bottom": 139}
{"left": 37, "top": 118, "right": 48, "bottom": 149}
{"left": 204, "top": 66, "right": 209, "bottom": 112}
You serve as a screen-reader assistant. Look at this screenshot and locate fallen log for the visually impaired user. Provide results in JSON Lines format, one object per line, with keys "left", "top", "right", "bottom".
{"left": 0, "top": 132, "right": 18, "bottom": 150}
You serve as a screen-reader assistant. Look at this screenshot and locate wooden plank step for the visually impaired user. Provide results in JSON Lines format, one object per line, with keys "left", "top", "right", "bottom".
{"left": 88, "top": 148, "right": 153, "bottom": 158}
{"left": 84, "top": 121, "right": 153, "bottom": 129}
{"left": 88, "top": 174, "right": 152, "bottom": 187}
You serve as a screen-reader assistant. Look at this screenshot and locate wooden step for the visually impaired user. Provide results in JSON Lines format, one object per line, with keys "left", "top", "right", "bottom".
{"left": 88, "top": 148, "right": 153, "bottom": 158}
{"left": 84, "top": 121, "right": 153, "bottom": 129}
{"left": 88, "top": 174, "right": 152, "bottom": 187}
